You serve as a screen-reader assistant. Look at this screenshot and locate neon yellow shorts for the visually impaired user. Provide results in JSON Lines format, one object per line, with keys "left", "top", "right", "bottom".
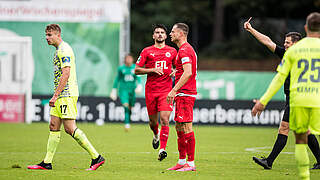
{"left": 290, "top": 107, "right": 320, "bottom": 135}
{"left": 50, "top": 96, "right": 78, "bottom": 119}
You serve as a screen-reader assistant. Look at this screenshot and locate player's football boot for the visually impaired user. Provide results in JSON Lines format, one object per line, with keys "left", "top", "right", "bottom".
{"left": 124, "top": 124, "right": 130, "bottom": 132}
{"left": 311, "top": 163, "right": 320, "bottom": 170}
{"left": 252, "top": 156, "right": 272, "bottom": 169}
{"left": 176, "top": 164, "right": 196, "bottom": 171}
{"left": 27, "top": 161, "right": 52, "bottom": 170}
{"left": 152, "top": 130, "right": 160, "bottom": 149}
{"left": 167, "top": 163, "right": 185, "bottom": 170}
{"left": 158, "top": 149, "right": 167, "bottom": 161}
{"left": 86, "top": 155, "right": 105, "bottom": 171}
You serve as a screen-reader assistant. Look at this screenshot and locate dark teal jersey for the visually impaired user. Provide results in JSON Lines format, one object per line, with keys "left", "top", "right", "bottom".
{"left": 113, "top": 64, "right": 141, "bottom": 90}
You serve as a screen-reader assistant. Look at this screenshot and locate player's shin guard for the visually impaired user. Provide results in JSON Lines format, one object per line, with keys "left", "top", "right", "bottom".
{"left": 177, "top": 131, "right": 186, "bottom": 160}
{"left": 44, "top": 131, "right": 61, "bottom": 163}
{"left": 295, "top": 144, "right": 310, "bottom": 180}
{"left": 160, "top": 126, "right": 169, "bottom": 150}
{"left": 72, "top": 128, "right": 99, "bottom": 159}
{"left": 124, "top": 106, "right": 131, "bottom": 125}
{"left": 185, "top": 131, "right": 195, "bottom": 162}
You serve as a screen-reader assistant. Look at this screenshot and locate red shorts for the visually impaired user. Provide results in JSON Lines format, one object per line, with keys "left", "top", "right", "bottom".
{"left": 145, "top": 92, "right": 173, "bottom": 115}
{"left": 174, "top": 96, "right": 196, "bottom": 123}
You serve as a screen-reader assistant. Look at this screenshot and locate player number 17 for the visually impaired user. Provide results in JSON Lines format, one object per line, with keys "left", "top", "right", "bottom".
{"left": 60, "top": 105, "right": 67, "bottom": 114}
{"left": 298, "top": 58, "right": 320, "bottom": 83}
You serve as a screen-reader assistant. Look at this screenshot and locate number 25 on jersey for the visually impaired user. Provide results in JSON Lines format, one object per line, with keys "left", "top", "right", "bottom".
{"left": 298, "top": 58, "right": 320, "bottom": 83}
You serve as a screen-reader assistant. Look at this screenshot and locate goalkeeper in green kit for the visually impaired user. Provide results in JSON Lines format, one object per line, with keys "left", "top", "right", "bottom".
{"left": 110, "top": 54, "right": 142, "bottom": 131}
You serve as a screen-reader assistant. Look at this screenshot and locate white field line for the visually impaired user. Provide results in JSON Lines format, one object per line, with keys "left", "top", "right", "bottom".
{"left": 0, "top": 148, "right": 294, "bottom": 155}
{"left": 245, "top": 146, "right": 294, "bottom": 154}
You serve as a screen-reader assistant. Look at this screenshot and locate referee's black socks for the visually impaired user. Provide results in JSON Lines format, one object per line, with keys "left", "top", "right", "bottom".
{"left": 308, "top": 134, "right": 320, "bottom": 164}
{"left": 267, "top": 134, "right": 288, "bottom": 166}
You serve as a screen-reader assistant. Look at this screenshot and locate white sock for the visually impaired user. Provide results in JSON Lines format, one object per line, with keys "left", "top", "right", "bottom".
{"left": 159, "top": 148, "right": 165, "bottom": 154}
{"left": 187, "top": 161, "right": 195, "bottom": 167}
{"left": 154, "top": 129, "right": 160, "bottom": 139}
{"left": 178, "top": 159, "right": 186, "bottom": 165}
{"left": 125, "top": 124, "right": 130, "bottom": 129}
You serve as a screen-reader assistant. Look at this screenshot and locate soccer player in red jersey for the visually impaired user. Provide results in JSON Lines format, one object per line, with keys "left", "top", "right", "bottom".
{"left": 167, "top": 23, "right": 197, "bottom": 171}
{"left": 135, "top": 24, "right": 177, "bottom": 161}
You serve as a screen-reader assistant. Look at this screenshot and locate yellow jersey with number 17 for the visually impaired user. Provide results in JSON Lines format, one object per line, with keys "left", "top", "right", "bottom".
{"left": 277, "top": 37, "right": 320, "bottom": 108}
{"left": 53, "top": 41, "right": 79, "bottom": 98}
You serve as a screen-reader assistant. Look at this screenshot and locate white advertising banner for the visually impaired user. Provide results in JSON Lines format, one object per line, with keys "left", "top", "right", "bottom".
{"left": 0, "top": 0, "right": 124, "bottom": 22}
{"left": 0, "top": 37, "right": 33, "bottom": 123}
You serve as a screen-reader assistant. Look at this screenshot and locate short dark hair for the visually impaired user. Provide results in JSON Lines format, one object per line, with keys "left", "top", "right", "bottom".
{"left": 306, "top": 12, "right": 320, "bottom": 32}
{"left": 285, "top": 32, "right": 302, "bottom": 43}
{"left": 174, "top": 23, "right": 189, "bottom": 36}
{"left": 125, "top": 53, "right": 133, "bottom": 59}
{"left": 45, "top": 24, "right": 61, "bottom": 33}
{"left": 152, "top": 24, "right": 167, "bottom": 34}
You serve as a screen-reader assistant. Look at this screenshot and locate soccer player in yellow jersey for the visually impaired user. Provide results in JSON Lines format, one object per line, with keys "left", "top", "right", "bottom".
{"left": 252, "top": 12, "right": 320, "bottom": 180}
{"left": 27, "top": 24, "right": 105, "bottom": 171}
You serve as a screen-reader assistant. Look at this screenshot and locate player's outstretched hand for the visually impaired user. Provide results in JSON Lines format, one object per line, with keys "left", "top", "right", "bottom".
{"left": 244, "top": 17, "right": 252, "bottom": 31}
{"left": 110, "top": 88, "right": 117, "bottom": 101}
{"left": 153, "top": 67, "right": 164, "bottom": 76}
{"left": 251, "top": 99, "right": 265, "bottom": 117}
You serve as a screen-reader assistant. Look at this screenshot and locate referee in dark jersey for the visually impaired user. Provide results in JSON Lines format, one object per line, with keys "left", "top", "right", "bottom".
{"left": 244, "top": 17, "right": 320, "bottom": 170}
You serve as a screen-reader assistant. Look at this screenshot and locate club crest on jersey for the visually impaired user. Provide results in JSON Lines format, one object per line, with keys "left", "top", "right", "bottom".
{"left": 62, "top": 56, "right": 71, "bottom": 63}
{"left": 165, "top": 52, "right": 171, "bottom": 57}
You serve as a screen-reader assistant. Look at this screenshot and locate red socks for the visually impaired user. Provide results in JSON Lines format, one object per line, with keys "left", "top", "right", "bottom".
{"left": 185, "top": 131, "right": 195, "bottom": 161}
{"left": 150, "top": 122, "right": 159, "bottom": 136}
{"left": 177, "top": 131, "right": 186, "bottom": 159}
{"left": 160, "top": 126, "right": 169, "bottom": 150}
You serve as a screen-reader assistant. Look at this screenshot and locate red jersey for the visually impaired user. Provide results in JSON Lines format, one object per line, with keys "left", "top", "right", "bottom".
{"left": 136, "top": 45, "right": 177, "bottom": 93}
{"left": 175, "top": 42, "right": 197, "bottom": 95}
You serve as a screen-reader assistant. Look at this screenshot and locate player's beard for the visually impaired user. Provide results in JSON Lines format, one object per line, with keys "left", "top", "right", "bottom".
{"left": 156, "top": 39, "right": 165, "bottom": 43}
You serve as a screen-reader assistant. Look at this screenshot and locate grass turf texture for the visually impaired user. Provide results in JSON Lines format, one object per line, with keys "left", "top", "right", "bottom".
{"left": 0, "top": 123, "right": 320, "bottom": 180}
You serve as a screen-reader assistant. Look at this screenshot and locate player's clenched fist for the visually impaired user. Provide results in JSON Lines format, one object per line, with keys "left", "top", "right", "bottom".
{"left": 49, "top": 95, "right": 58, "bottom": 107}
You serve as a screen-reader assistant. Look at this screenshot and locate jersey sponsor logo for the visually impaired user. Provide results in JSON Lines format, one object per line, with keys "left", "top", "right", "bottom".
{"left": 165, "top": 52, "right": 171, "bottom": 57}
{"left": 181, "top": 57, "right": 190, "bottom": 63}
{"left": 297, "top": 86, "right": 319, "bottom": 93}
{"left": 62, "top": 56, "right": 71, "bottom": 63}
{"left": 155, "top": 61, "right": 168, "bottom": 69}
{"left": 124, "top": 74, "right": 134, "bottom": 81}
{"left": 150, "top": 53, "right": 155, "bottom": 57}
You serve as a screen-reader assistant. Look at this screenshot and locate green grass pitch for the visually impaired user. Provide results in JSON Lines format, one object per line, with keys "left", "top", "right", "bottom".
{"left": 0, "top": 123, "right": 320, "bottom": 180}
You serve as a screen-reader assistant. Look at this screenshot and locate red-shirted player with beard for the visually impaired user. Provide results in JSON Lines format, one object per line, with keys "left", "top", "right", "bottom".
{"left": 135, "top": 24, "right": 177, "bottom": 161}
{"left": 167, "top": 23, "right": 197, "bottom": 171}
